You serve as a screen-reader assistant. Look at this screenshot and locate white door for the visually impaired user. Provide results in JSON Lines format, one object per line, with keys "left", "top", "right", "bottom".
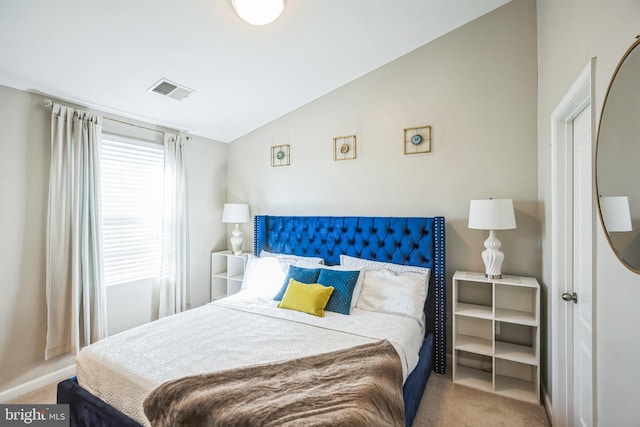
{"left": 571, "top": 106, "right": 594, "bottom": 427}
{"left": 550, "top": 59, "right": 595, "bottom": 427}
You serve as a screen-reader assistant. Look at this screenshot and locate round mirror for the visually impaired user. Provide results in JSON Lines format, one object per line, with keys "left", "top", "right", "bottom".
{"left": 596, "top": 37, "right": 640, "bottom": 273}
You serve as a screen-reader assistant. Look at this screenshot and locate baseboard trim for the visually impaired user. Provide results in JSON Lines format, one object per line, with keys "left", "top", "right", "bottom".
{"left": 541, "top": 382, "right": 553, "bottom": 422}
{"left": 0, "top": 365, "right": 76, "bottom": 403}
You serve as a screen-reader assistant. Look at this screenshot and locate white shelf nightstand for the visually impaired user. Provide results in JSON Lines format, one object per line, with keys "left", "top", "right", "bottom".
{"left": 452, "top": 271, "right": 540, "bottom": 404}
{"left": 211, "top": 250, "right": 248, "bottom": 300}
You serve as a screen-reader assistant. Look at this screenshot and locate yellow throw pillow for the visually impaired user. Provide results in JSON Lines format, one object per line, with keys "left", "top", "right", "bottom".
{"left": 277, "top": 279, "right": 334, "bottom": 317}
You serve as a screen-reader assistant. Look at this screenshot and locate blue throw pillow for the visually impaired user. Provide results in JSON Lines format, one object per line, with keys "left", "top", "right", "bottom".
{"left": 317, "top": 269, "right": 360, "bottom": 315}
{"left": 273, "top": 265, "right": 322, "bottom": 301}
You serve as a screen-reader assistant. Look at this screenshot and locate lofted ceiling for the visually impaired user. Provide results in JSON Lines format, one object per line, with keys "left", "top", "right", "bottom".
{"left": 0, "top": 0, "right": 510, "bottom": 143}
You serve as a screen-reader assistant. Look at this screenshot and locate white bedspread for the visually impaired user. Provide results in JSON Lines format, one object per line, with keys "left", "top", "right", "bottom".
{"left": 76, "top": 291, "right": 424, "bottom": 426}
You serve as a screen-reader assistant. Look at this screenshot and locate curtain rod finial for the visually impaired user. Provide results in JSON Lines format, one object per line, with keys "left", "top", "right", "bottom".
{"left": 43, "top": 99, "right": 53, "bottom": 108}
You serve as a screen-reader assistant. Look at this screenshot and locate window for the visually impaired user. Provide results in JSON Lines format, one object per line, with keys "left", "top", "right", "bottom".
{"left": 100, "top": 135, "right": 164, "bottom": 286}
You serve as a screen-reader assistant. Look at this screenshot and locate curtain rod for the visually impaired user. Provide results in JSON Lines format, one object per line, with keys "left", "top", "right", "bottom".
{"left": 42, "top": 98, "right": 190, "bottom": 140}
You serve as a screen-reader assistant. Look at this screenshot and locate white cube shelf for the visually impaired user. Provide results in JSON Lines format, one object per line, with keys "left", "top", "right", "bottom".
{"left": 211, "top": 251, "right": 248, "bottom": 300}
{"left": 452, "top": 271, "right": 540, "bottom": 405}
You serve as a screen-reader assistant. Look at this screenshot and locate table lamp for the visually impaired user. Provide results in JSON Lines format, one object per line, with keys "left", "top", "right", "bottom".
{"left": 222, "top": 203, "right": 250, "bottom": 254}
{"left": 468, "top": 198, "right": 517, "bottom": 279}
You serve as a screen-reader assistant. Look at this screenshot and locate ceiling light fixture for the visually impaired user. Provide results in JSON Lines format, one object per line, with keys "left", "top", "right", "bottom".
{"left": 232, "top": 0, "right": 285, "bottom": 26}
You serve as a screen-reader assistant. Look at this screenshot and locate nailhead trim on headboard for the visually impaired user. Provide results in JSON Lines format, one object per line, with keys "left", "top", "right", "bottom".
{"left": 434, "top": 216, "right": 446, "bottom": 374}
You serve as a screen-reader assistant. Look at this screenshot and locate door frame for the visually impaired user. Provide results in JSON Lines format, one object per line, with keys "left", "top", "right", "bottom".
{"left": 550, "top": 58, "right": 596, "bottom": 426}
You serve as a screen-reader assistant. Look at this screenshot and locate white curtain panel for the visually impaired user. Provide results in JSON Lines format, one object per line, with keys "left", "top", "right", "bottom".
{"left": 159, "top": 133, "right": 190, "bottom": 317}
{"left": 45, "top": 103, "right": 107, "bottom": 359}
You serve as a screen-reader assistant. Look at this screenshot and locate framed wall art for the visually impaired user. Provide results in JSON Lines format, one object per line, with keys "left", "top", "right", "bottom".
{"left": 404, "top": 125, "right": 431, "bottom": 155}
{"left": 271, "top": 144, "right": 290, "bottom": 167}
{"left": 333, "top": 135, "right": 357, "bottom": 161}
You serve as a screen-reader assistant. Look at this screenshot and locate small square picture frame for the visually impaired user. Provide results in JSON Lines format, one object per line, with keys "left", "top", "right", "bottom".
{"left": 333, "top": 135, "right": 357, "bottom": 161}
{"left": 271, "top": 144, "right": 290, "bottom": 167}
{"left": 404, "top": 125, "right": 431, "bottom": 155}
{"left": 271, "top": 144, "right": 291, "bottom": 168}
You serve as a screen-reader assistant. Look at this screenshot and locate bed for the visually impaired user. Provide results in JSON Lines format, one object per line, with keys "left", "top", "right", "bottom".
{"left": 58, "top": 215, "right": 446, "bottom": 427}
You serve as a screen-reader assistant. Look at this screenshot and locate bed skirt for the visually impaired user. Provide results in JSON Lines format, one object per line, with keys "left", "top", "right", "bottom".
{"left": 58, "top": 334, "right": 434, "bottom": 427}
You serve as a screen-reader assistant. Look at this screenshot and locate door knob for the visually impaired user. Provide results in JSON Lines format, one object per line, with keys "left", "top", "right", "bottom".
{"left": 562, "top": 292, "right": 578, "bottom": 303}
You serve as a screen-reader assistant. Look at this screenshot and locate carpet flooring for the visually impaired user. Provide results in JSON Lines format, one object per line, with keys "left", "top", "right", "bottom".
{"left": 414, "top": 372, "right": 551, "bottom": 426}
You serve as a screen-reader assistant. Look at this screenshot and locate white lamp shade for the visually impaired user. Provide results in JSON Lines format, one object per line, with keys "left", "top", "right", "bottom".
{"left": 468, "top": 199, "right": 516, "bottom": 230}
{"left": 600, "top": 196, "right": 632, "bottom": 232}
{"left": 232, "top": 0, "right": 285, "bottom": 25}
{"left": 222, "top": 203, "right": 250, "bottom": 224}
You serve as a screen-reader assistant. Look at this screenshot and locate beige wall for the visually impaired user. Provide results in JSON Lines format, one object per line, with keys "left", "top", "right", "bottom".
{"left": 0, "top": 84, "right": 227, "bottom": 392}
{"left": 228, "top": 0, "right": 539, "bottom": 353}
{"left": 186, "top": 136, "right": 229, "bottom": 307}
{"left": 537, "top": 0, "right": 640, "bottom": 425}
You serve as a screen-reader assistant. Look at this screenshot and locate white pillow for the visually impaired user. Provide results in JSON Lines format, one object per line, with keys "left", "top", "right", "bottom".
{"left": 340, "top": 254, "right": 431, "bottom": 277}
{"left": 340, "top": 255, "right": 430, "bottom": 320}
{"left": 356, "top": 269, "right": 428, "bottom": 325}
{"left": 260, "top": 250, "right": 325, "bottom": 265}
{"left": 241, "top": 255, "right": 295, "bottom": 297}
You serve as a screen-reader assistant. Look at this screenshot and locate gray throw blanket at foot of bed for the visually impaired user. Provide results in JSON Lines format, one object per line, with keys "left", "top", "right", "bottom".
{"left": 143, "top": 339, "right": 405, "bottom": 427}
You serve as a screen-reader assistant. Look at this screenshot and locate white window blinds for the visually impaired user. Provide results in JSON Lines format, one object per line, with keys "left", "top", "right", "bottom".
{"left": 101, "top": 135, "right": 164, "bottom": 286}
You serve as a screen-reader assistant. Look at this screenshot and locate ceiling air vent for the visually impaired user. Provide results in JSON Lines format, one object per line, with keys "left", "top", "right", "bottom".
{"left": 148, "top": 79, "right": 194, "bottom": 100}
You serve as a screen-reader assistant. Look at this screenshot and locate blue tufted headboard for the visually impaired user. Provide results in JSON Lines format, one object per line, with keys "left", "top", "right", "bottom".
{"left": 254, "top": 215, "right": 446, "bottom": 374}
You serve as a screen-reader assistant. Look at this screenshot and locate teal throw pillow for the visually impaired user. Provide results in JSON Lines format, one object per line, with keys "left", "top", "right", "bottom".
{"left": 317, "top": 269, "right": 360, "bottom": 315}
{"left": 273, "top": 265, "right": 322, "bottom": 301}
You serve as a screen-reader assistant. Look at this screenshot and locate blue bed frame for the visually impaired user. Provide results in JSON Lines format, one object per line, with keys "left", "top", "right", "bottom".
{"left": 255, "top": 215, "right": 446, "bottom": 427}
{"left": 58, "top": 215, "right": 446, "bottom": 427}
